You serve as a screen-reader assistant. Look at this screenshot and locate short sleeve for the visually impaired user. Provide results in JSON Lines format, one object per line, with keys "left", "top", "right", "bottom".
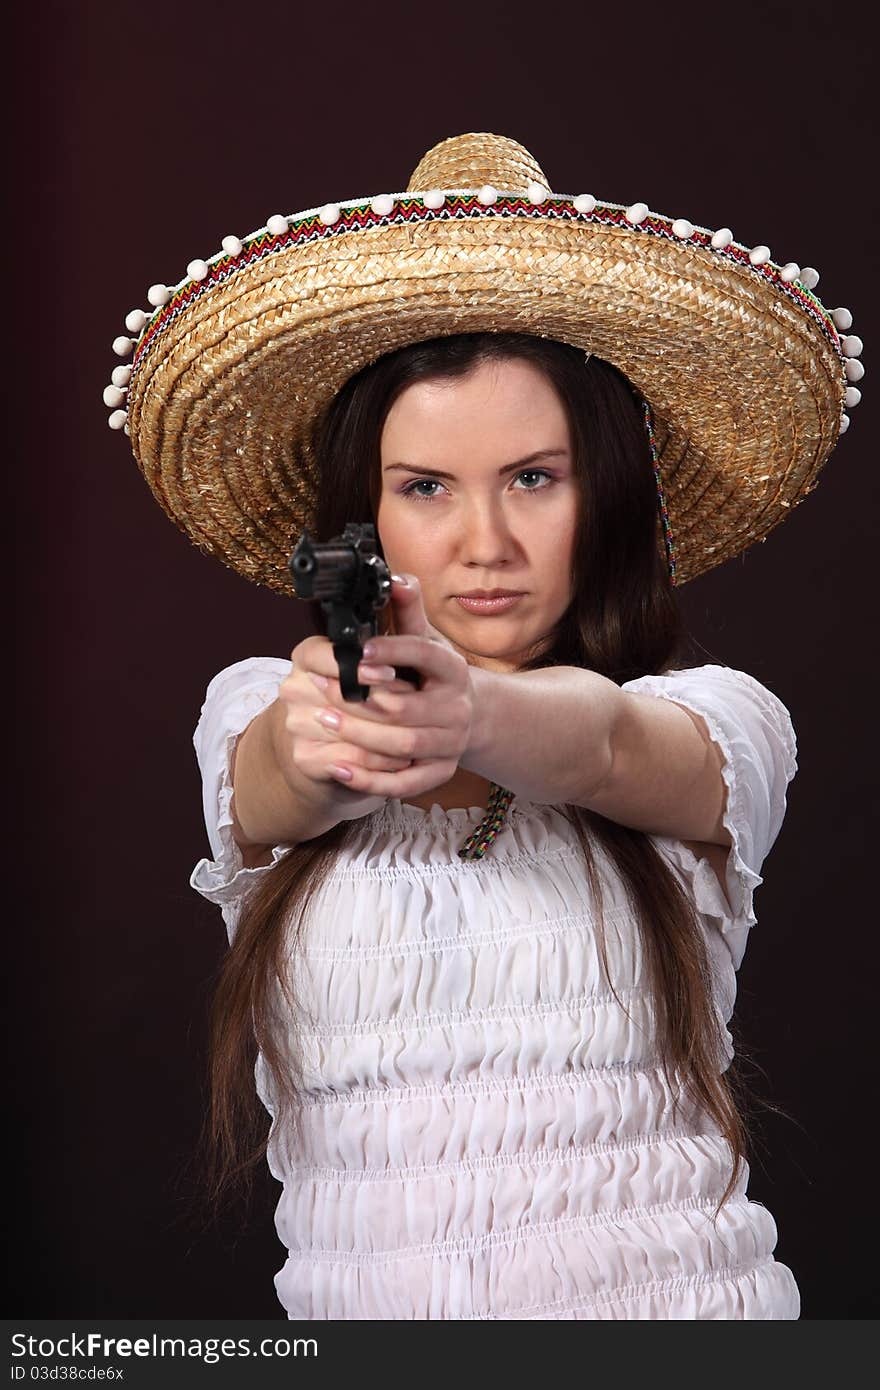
{"left": 189, "top": 656, "right": 295, "bottom": 938}
{"left": 619, "top": 663, "right": 798, "bottom": 970}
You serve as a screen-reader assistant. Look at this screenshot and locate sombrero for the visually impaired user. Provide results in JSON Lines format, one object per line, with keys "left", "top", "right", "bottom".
{"left": 103, "top": 131, "right": 863, "bottom": 591}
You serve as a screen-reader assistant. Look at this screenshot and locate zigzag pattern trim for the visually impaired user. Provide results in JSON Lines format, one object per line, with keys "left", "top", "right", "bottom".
{"left": 129, "top": 194, "right": 843, "bottom": 380}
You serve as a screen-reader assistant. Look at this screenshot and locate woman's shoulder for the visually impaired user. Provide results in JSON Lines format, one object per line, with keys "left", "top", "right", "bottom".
{"left": 199, "top": 654, "right": 291, "bottom": 708}
{"left": 622, "top": 663, "right": 796, "bottom": 769}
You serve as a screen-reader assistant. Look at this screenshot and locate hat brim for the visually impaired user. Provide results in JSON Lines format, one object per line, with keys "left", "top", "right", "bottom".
{"left": 127, "top": 201, "right": 844, "bottom": 591}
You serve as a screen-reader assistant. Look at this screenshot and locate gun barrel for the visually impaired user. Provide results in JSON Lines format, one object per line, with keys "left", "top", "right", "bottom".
{"left": 290, "top": 536, "right": 358, "bottom": 600}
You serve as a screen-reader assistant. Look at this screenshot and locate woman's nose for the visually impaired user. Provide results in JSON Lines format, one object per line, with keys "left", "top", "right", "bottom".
{"left": 459, "top": 499, "right": 518, "bottom": 565}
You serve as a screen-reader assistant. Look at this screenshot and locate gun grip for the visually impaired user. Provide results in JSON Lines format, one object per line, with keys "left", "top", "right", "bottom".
{"left": 393, "top": 664, "right": 422, "bottom": 690}
{"left": 333, "top": 649, "right": 424, "bottom": 702}
{"left": 334, "top": 644, "right": 370, "bottom": 702}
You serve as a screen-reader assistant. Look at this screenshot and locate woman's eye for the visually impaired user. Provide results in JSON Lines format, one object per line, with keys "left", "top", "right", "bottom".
{"left": 401, "top": 470, "right": 553, "bottom": 502}
{"left": 515, "top": 469, "right": 552, "bottom": 490}
{"left": 402, "top": 479, "right": 443, "bottom": 500}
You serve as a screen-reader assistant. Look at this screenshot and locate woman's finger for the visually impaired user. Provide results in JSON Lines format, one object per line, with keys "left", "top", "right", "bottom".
{"left": 280, "top": 662, "right": 404, "bottom": 711}
{"left": 311, "top": 706, "right": 460, "bottom": 761}
{"left": 365, "top": 685, "right": 472, "bottom": 734}
{"left": 306, "top": 670, "right": 426, "bottom": 721}
{"left": 296, "top": 739, "right": 412, "bottom": 780}
{"left": 357, "top": 751, "right": 413, "bottom": 773}
{"left": 326, "top": 757, "right": 459, "bottom": 797}
{"left": 356, "top": 635, "right": 468, "bottom": 686}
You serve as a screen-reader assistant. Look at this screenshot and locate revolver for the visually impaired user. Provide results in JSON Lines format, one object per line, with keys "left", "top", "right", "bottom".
{"left": 288, "top": 523, "right": 422, "bottom": 702}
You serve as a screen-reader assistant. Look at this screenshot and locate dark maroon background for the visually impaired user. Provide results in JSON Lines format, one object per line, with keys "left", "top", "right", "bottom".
{"left": 12, "top": 0, "right": 875, "bottom": 1318}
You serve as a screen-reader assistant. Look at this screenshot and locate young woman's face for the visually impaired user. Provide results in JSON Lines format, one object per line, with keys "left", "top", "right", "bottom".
{"left": 376, "top": 356, "right": 580, "bottom": 673}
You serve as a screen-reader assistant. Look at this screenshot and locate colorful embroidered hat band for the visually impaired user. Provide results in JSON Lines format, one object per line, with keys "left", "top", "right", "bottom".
{"left": 105, "top": 132, "right": 862, "bottom": 592}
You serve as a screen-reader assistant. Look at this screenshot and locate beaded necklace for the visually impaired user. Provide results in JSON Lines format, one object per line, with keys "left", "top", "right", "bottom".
{"left": 457, "top": 783, "right": 516, "bottom": 860}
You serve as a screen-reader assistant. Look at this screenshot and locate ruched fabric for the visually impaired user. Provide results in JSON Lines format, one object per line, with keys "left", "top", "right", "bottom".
{"left": 191, "top": 657, "right": 800, "bottom": 1319}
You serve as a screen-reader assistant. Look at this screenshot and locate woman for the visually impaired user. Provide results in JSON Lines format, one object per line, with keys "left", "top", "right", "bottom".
{"left": 106, "top": 133, "right": 861, "bottom": 1318}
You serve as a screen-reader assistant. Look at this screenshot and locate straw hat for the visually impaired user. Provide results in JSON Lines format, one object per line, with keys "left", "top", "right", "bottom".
{"left": 104, "top": 132, "right": 863, "bottom": 592}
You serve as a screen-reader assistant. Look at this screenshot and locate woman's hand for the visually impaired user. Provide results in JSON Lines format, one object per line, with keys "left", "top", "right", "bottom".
{"left": 282, "top": 574, "right": 475, "bottom": 801}
{"left": 278, "top": 631, "right": 419, "bottom": 823}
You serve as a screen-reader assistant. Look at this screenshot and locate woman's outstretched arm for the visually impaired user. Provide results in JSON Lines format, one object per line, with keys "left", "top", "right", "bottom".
{"left": 310, "top": 574, "right": 731, "bottom": 849}
{"left": 460, "top": 665, "right": 731, "bottom": 849}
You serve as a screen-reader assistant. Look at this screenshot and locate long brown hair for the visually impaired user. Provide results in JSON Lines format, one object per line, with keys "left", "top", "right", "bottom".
{"left": 201, "top": 332, "right": 756, "bottom": 1224}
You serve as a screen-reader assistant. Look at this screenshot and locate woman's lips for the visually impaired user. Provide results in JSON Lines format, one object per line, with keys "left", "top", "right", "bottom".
{"left": 454, "top": 594, "right": 524, "bottom": 614}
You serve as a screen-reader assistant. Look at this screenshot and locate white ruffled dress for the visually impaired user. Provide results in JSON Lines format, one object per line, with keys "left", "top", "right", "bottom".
{"left": 190, "top": 657, "right": 801, "bottom": 1320}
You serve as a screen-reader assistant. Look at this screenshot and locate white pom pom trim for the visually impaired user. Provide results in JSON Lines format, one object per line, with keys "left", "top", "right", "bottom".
{"left": 108, "top": 409, "right": 128, "bottom": 430}
{"left": 845, "top": 386, "right": 862, "bottom": 409}
{"left": 103, "top": 385, "right": 126, "bottom": 408}
{"left": 839, "top": 414, "right": 850, "bottom": 434}
{"left": 109, "top": 192, "right": 865, "bottom": 447}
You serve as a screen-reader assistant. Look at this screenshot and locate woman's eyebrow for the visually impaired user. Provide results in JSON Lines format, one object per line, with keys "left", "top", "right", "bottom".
{"left": 383, "top": 448, "right": 569, "bottom": 481}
